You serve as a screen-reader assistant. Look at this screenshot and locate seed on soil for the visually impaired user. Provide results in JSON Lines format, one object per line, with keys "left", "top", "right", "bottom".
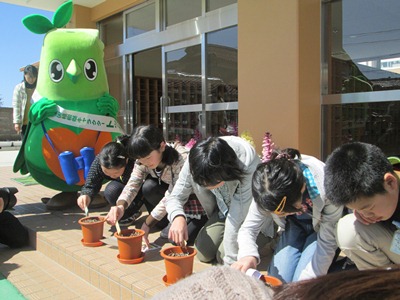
{"left": 82, "top": 217, "right": 101, "bottom": 223}
{"left": 167, "top": 251, "right": 190, "bottom": 257}
{"left": 119, "top": 230, "right": 141, "bottom": 237}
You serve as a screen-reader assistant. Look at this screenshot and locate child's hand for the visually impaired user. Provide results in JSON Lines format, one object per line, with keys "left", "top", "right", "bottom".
{"left": 354, "top": 210, "right": 376, "bottom": 225}
{"left": 231, "top": 256, "right": 257, "bottom": 273}
{"left": 141, "top": 221, "right": 151, "bottom": 248}
{"left": 106, "top": 205, "right": 124, "bottom": 225}
{"left": 14, "top": 124, "right": 21, "bottom": 134}
{"left": 169, "top": 215, "right": 188, "bottom": 247}
{"left": 77, "top": 195, "right": 90, "bottom": 211}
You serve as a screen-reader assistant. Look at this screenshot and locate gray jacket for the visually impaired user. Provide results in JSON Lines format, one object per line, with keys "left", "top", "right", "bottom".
{"left": 165, "top": 136, "right": 261, "bottom": 264}
{"left": 237, "top": 155, "right": 343, "bottom": 280}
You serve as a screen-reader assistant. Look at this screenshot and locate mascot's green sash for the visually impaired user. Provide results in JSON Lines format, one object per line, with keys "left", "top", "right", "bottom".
{"left": 50, "top": 105, "right": 124, "bottom": 134}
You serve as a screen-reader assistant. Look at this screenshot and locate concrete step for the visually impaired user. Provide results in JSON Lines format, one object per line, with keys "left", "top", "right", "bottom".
{"left": 33, "top": 221, "right": 181, "bottom": 300}
{"left": 0, "top": 245, "right": 112, "bottom": 299}
{"left": 0, "top": 163, "right": 278, "bottom": 299}
{"left": 0, "top": 162, "right": 281, "bottom": 300}
{"left": 1, "top": 209, "right": 202, "bottom": 300}
{"left": 0, "top": 172, "right": 211, "bottom": 299}
{"left": 0, "top": 140, "right": 21, "bottom": 150}
{"left": 0, "top": 140, "right": 22, "bottom": 147}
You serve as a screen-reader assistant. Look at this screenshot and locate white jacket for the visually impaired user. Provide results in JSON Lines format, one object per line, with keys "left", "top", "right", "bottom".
{"left": 237, "top": 155, "right": 344, "bottom": 280}
{"left": 12, "top": 82, "right": 28, "bottom": 125}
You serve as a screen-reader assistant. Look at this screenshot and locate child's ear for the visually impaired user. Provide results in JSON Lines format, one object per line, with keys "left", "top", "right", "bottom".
{"left": 160, "top": 141, "right": 166, "bottom": 152}
{"left": 384, "top": 172, "right": 398, "bottom": 191}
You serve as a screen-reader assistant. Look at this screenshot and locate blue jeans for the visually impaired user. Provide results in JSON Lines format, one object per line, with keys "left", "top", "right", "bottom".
{"left": 268, "top": 216, "right": 317, "bottom": 283}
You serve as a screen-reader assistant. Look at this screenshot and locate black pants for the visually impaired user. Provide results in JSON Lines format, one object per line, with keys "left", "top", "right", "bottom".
{"left": 141, "top": 177, "right": 170, "bottom": 229}
{"left": 104, "top": 181, "right": 144, "bottom": 220}
{"left": 21, "top": 124, "right": 28, "bottom": 140}
{"left": 0, "top": 211, "right": 29, "bottom": 248}
{"left": 142, "top": 177, "right": 208, "bottom": 237}
{"left": 187, "top": 215, "right": 208, "bottom": 245}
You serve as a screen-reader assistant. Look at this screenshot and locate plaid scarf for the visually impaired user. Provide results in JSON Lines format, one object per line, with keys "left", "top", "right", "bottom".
{"left": 184, "top": 196, "right": 206, "bottom": 219}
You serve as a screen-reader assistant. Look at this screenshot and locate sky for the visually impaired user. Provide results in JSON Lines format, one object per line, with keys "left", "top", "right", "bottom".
{"left": 0, "top": 3, "right": 54, "bottom": 108}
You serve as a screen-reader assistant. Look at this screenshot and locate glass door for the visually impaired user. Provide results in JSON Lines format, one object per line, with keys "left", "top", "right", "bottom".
{"left": 124, "top": 48, "right": 162, "bottom": 134}
{"left": 132, "top": 48, "right": 162, "bottom": 129}
{"left": 162, "top": 38, "right": 203, "bottom": 143}
{"left": 118, "top": 1, "right": 238, "bottom": 139}
{"left": 205, "top": 26, "right": 238, "bottom": 137}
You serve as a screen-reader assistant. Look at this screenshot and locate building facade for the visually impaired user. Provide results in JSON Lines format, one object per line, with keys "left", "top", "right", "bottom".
{"left": 9, "top": 0, "right": 400, "bottom": 159}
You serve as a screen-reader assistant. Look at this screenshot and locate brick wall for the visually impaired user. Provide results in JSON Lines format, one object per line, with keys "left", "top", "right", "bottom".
{"left": 0, "top": 108, "right": 21, "bottom": 141}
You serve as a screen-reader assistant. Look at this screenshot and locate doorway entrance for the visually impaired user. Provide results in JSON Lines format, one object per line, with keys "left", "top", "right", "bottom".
{"left": 119, "top": 2, "right": 238, "bottom": 142}
{"left": 129, "top": 48, "right": 162, "bottom": 132}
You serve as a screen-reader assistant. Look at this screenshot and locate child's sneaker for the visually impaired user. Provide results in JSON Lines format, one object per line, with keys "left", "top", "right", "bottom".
{"left": 119, "top": 211, "right": 142, "bottom": 226}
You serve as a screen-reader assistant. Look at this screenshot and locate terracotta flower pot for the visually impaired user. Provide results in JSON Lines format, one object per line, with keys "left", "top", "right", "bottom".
{"left": 260, "top": 274, "right": 283, "bottom": 287}
{"left": 78, "top": 216, "right": 106, "bottom": 247}
{"left": 247, "top": 269, "right": 283, "bottom": 287}
{"left": 114, "top": 229, "right": 145, "bottom": 264}
{"left": 160, "top": 245, "right": 197, "bottom": 285}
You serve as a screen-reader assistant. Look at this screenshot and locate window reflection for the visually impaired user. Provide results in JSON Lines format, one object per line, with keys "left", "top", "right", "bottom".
{"left": 206, "top": 26, "right": 238, "bottom": 137}
{"left": 126, "top": 2, "right": 155, "bottom": 39}
{"left": 322, "top": 102, "right": 400, "bottom": 159}
{"left": 166, "top": 112, "right": 201, "bottom": 143}
{"left": 166, "top": 45, "right": 201, "bottom": 106}
{"left": 325, "top": 0, "right": 400, "bottom": 94}
{"left": 104, "top": 57, "right": 125, "bottom": 131}
{"left": 166, "top": 0, "right": 201, "bottom": 27}
{"left": 99, "top": 13, "right": 123, "bottom": 46}
{"left": 207, "top": 26, "right": 238, "bottom": 104}
{"left": 206, "top": 110, "right": 238, "bottom": 137}
{"left": 207, "top": 0, "right": 237, "bottom": 11}
{"left": 166, "top": 45, "right": 201, "bottom": 144}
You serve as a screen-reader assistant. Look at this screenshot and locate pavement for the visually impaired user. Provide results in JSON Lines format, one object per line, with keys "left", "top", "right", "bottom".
{"left": 0, "top": 141, "right": 21, "bottom": 167}
{"left": 0, "top": 147, "right": 212, "bottom": 299}
{"left": 0, "top": 150, "right": 18, "bottom": 167}
{"left": 0, "top": 145, "right": 274, "bottom": 299}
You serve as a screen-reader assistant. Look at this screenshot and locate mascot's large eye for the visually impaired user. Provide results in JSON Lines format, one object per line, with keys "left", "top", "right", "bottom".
{"left": 49, "top": 60, "right": 64, "bottom": 83}
{"left": 84, "top": 59, "right": 97, "bottom": 81}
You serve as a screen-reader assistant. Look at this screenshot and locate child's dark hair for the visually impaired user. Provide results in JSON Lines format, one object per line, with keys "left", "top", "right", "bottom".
{"left": 189, "top": 137, "right": 244, "bottom": 187}
{"left": 252, "top": 148, "right": 304, "bottom": 213}
{"left": 128, "top": 125, "right": 178, "bottom": 165}
{"left": 98, "top": 135, "right": 129, "bottom": 169}
{"left": 273, "top": 265, "right": 400, "bottom": 300}
{"left": 324, "top": 142, "right": 394, "bottom": 207}
{"left": 24, "top": 65, "right": 38, "bottom": 78}
{"left": 23, "top": 65, "right": 38, "bottom": 88}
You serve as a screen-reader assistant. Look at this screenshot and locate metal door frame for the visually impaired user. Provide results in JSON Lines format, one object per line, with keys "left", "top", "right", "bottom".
{"left": 120, "top": 1, "right": 238, "bottom": 135}
{"left": 161, "top": 36, "right": 205, "bottom": 138}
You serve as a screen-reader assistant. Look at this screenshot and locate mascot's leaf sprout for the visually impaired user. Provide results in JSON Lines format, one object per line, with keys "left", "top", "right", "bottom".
{"left": 13, "top": 0, "right": 123, "bottom": 195}
{"left": 22, "top": 0, "right": 73, "bottom": 34}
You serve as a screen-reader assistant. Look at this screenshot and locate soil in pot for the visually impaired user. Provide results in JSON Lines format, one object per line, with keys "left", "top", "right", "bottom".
{"left": 166, "top": 252, "right": 190, "bottom": 257}
{"left": 81, "top": 217, "right": 102, "bottom": 223}
{"left": 160, "top": 245, "right": 197, "bottom": 285}
{"left": 115, "top": 229, "right": 145, "bottom": 264}
{"left": 78, "top": 216, "right": 106, "bottom": 247}
{"left": 118, "top": 230, "right": 142, "bottom": 237}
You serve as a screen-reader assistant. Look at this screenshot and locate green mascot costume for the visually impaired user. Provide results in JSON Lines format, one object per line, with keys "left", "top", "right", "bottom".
{"left": 13, "top": 1, "right": 124, "bottom": 209}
